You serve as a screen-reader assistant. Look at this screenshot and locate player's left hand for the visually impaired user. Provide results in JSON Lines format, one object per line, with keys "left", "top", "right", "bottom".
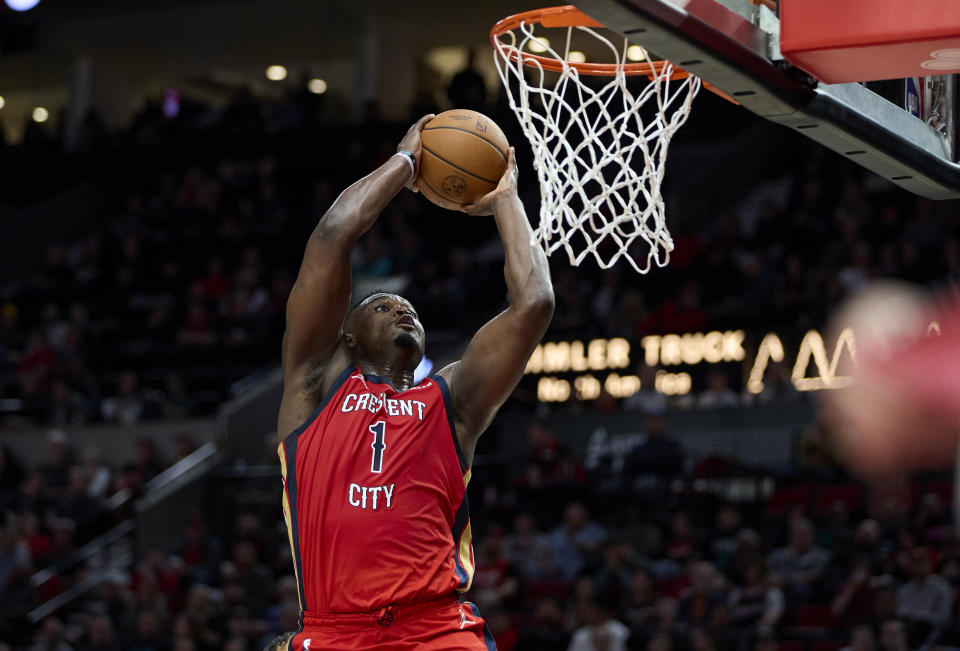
{"left": 462, "top": 147, "right": 518, "bottom": 216}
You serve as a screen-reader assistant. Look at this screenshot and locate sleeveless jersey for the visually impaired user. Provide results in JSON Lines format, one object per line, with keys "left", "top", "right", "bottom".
{"left": 278, "top": 366, "right": 475, "bottom": 615}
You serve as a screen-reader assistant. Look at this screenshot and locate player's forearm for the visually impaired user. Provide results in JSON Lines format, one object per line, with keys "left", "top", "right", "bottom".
{"left": 311, "top": 155, "right": 411, "bottom": 246}
{"left": 493, "top": 193, "right": 554, "bottom": 312}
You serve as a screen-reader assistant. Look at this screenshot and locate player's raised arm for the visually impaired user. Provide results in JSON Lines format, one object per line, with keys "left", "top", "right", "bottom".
{"left": 278, "top": 114, "right": 433, "bottom": 437}
{"left": 437, "top": 147, "right": 554, "bottom": 460}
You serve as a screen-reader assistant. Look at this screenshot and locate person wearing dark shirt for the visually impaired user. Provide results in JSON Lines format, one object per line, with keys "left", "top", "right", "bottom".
{"left": 625, "top": 412, "right": 684, "bottom": 477}
{"left": 446, "top": 48, "right": 488, "bottom": 111}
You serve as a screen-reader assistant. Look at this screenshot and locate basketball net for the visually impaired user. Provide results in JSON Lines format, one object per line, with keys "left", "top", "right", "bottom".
{"left": 493, "top": 14, "right": 701, "bottom": 273}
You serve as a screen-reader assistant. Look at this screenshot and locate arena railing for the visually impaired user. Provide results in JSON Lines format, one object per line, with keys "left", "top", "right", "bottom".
{"left": 26, "top": 441, "right": 218, "bottom": 623}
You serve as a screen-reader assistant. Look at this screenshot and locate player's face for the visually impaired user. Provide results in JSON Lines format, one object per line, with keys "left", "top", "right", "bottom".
{"left": 357, "top": 293, "right": 425, "bottom": 357}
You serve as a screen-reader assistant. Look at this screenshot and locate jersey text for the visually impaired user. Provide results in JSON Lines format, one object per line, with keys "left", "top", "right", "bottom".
{"left": 347, "top": 482, "right": 395, "bottom": 510}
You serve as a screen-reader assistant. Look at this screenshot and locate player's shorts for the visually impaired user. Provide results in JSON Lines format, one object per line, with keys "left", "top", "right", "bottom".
{"left": 287, "top": 595, "right": 496, "bottom": 651}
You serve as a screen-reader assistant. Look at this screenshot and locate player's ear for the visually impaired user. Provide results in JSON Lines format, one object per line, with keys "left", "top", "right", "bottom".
{"left": 343, "top": 332, "right": 357, "bottom": 350}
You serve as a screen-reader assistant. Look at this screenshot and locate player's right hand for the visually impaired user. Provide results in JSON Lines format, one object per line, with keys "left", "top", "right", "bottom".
{"left": 461, "top": 146, "right": 518, "bottom": 216}
{"left": 397, "top": 114, "right": 434, "bottom": 193}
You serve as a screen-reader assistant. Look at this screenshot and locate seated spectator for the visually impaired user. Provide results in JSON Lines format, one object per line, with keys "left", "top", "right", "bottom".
{"left": 751, "top": 631, "right": 778, "bottom": 651}
{"left": 21, "top": 512, "right": 52, "bottom": 565}
{"left": 631, "top": 597, "right": 679, "bottom": 646}
{"left": 101, "top": 371, "right": 147, "bottom": 424}
{"left": 841, "top": 624, "right": 877, "bottom": 651}
{"left": 689, "top": 626, "right": 720, "bottom": 651}
{"left": 832, "top": 555, "right": 882, "bottom": 627}
{"left": 181, "top": 583, "right": 221, "bottom": 650}
{"left": 624, "top": 412, "right": 684, "bottom": 480}
{"left": 81, "top": 615, "right": 121, "bottom": 651}
{"left": 895, "top": 547, "right": 952, "bottom": 631}
{"left": 595, "top": 537, "right": 642, "bottom": 613}
{"left": 797, "top": 405, "right": 844, "bottom": 478}
{"left": 665, "top": 512, "right": 702, "bottom": 565}
{"left": 646, "top": 631, "right": 674, "bottom": 651}
{"left": 727, "top": 560, "right": 784, "bottom": 636}
{"left": 912, "top": 494, "right": 951, "bottom": 542}
{"left": 767, "top": 517, "right": 831, "bottom": 601}
{"left": 29, "top": 616, "right": 73, "bottom": 651}
{"left": 879, "top": 619, "right": 910, "bottom": 651}
{"left": 697, "top": 370, "right": 739, "bottom": 409}
{"left": 132, "top": 438, "right": 166, "bottom": 483}
{"left": 60, "top": 466, "right": 100, "bottom": 540}
{"left": 711, "top": 505, "right": 743, "bottom": 572}
{"left": 0, "top": 523, "right": 31, "bottom": 592}
{"left": 231, "top": 540, "right": 274, "bottom": 615}
{"left": 515, "top": 599, "right": 569, "bottom": 651}
{"left": 547, "top": 503, "right": 607, "bottom": 582}
{"left": 624, "top": 569, "right": 658, "bottom": 633}
{"left": 126, "top": 609, "right": 169, "bottom": 651}
{"left": 503, "top": 512, "right": 549, "bottom": 581}
{"left": 568, "top": 594, "right": 631, "bottom": 651}
{"left": 678, "top": 561, "right": 726, "bottom": 628}
{"left": 706, "top": 603, "right": 738, "bottom": 651}
{"left": 84, "top": 447, "right": 112, "bottom": 502}
{"left": 173, "top": 512, "right": 223, "bottom": 585}
{"left": 40, "top": 429, "right": 75, "bottom": 490}
{"left": 520, "top": 421, "right": 585, "bottom": 508}
{"left": 471, "top": 527, "right": 520, "bottom": 610}
{"left": 623, "top": 366, "right": 667, "bottom": 415}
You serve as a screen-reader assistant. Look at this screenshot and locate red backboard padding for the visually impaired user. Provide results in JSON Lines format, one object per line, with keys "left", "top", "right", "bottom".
{"left": 780, "top": 0, "right": 960, "bottom": 83}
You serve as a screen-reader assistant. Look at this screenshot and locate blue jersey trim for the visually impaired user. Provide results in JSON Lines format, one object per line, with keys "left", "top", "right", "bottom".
{"left": 450, "top": 492, "right": 472, "bottom": 590}
{"left": 468, "top": 602, "right": 498, "bottom": 650}
{"left": 283, "top": 435, "right": 308, "bottom": 612}
{"left": 429, "top": 374, "right": 468, "bottom": 473}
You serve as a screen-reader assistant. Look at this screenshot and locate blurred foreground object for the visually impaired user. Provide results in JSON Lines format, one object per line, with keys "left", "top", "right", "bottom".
{"left": 826, "top": 281, "right": 960, "bottom": 478}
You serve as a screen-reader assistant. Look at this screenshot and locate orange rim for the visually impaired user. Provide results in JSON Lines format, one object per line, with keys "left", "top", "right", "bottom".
{"left": 490, "top": 5, "right": 738, "bottom": 104}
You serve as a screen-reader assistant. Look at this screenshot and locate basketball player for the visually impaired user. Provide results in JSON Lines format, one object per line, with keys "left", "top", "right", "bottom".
{"left": 276, "top": 114, "right": 554, "bottom": 650}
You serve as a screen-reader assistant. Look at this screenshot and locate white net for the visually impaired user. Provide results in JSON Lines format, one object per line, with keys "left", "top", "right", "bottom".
{"left": 494, "top": 20, "right": 701, "bottom": 273}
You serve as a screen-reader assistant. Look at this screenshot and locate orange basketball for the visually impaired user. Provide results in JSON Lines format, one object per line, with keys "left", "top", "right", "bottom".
{"left": 418, "top": 109, "right": 509, "bottom": 210}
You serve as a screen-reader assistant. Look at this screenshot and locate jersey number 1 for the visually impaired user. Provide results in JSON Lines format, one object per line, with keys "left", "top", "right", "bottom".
{"left": 369, "top": 421, "right": 387, "bottom": 473}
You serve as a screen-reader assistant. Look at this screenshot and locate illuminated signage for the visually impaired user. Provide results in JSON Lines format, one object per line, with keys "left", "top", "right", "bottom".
{"left": 791, "top": 328, "right": 856, "bottom": 391}
{"left": 527, "top": 326, "right": 913, "bottom": 402}
{"left": 524, "top": 338, "right": 630, "bottom": 374}
{"left": 640, "top": 331, "right": 746, "bottom": 366}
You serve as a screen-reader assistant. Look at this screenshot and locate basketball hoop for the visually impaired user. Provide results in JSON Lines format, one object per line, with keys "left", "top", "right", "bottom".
{"left": 491, "top": 6, "right": 733, "bottom": 272}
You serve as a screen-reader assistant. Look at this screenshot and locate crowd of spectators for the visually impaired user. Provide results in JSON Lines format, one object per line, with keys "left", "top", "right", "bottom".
{"left": 4, "top": 416, "right": 956, "bottom": 651}
{"left": 1, "top": 53, "right": 959, "bottom": 651}
{"left": 0, "top": 430, "right": 198, "bottom": 647}
{"left": 2, "top": 69, "right": 959, "bottom": 427}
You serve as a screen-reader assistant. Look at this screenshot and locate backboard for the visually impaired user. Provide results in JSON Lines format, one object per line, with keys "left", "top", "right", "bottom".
{"left": 573, "top": 0, "right": 960, "bottom": 199}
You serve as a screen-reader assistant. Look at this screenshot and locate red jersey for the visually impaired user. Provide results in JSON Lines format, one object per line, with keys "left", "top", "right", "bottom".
{"left": 278, "top": 366, "right": 475, "bottom": 615}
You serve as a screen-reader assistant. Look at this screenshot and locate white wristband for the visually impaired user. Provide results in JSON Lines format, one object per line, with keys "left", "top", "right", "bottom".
{"left": 395, "top": 151, "right": 416, "bottom": 183}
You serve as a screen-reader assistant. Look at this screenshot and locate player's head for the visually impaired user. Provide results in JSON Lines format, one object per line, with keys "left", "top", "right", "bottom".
{"left": 343, "top": 291, "right": 425, "bottom": 369}
{"left": 262, "top": 632, "right": 295, "bottom": 651}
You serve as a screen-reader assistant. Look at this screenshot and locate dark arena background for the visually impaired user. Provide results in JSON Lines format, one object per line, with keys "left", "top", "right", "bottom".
{"left": 1, "top": 0, "right": 959, "bottom": 650}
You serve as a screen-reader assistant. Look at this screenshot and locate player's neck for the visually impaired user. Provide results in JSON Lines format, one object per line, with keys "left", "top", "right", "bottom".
{"left": 354, "top": 359, "right": 415, "bottom": 391}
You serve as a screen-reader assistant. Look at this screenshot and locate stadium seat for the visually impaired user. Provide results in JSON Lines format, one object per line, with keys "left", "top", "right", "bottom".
{"left": 790, "top": 604, "right": 839, "bottom": 633}
{"left": 765, "top": 483, "right": 814, "bottom": 514}
{"left": 778, "top": 640, "right": 807, "bottom": 651}
{"left": 924, "top": 480, "right": 955, "bottom": 504}
{"left": 811, "top": 640, "right": 844, "bottom": 651}
{"left": 814, "top": 484, "right": 864, "bottom": 514}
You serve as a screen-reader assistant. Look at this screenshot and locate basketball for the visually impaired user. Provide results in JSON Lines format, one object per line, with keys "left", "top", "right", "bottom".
{"left": 417, "top": 109, "right": 510, "bottom": 210}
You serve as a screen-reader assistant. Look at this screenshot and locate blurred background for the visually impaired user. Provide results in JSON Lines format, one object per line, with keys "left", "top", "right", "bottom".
{"left": 0, "top": 0, "right": 958, "bottom": 650}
